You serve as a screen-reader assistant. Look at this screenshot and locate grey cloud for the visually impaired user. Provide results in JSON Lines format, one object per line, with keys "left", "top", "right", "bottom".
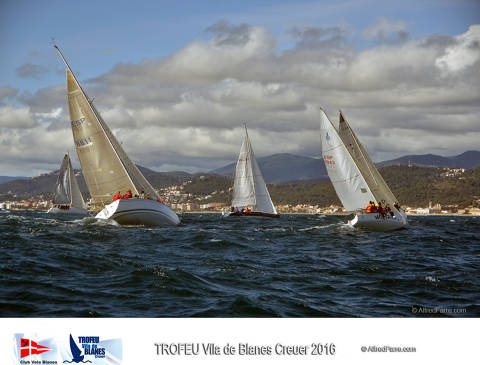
{"left": 0, "top": 86, "right": 18, "bottom": 103}
{"left": 420, "top": 34, "right": 456, "bottom": 49}
{"left": 205, "top": 20, "right": 252, "bottom": 47}
{"left": 363, "top": 17, "right": 409, "bottom": 44}
{"left": 16, "top": 63, "right": 49, "bottom": 79}
{"left": 2, "top": 21, "right": 479, "bottom": 175}
{"left": 288, "top": 25, "right": 345, "bottom": 44}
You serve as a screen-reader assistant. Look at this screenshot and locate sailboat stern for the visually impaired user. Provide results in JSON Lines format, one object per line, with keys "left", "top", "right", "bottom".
{"left": 95, "top": 198, "right": 180, "bottom": 227}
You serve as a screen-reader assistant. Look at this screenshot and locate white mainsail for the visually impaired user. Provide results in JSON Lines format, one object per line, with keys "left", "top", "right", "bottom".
{"left": 319, "top": 109, "right": 376, "bottom": 211}
{"left": 53, "top": 153, "right": 86, "bottom": 209}
{"left": 54, "top": 45, "right": 159, "bottom": 204}
{"left": 231, "top": 125, "right": 277, "bottom": 215}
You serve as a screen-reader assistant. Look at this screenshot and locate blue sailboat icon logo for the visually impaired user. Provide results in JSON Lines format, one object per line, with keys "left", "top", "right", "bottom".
{"left": 63, "top": 334, "right": 91, "bottom": 363}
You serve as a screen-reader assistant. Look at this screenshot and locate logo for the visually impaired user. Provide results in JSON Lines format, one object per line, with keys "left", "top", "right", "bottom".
{"left": 64, "top": 334, "right": 96, "bottom": 363}
{"left": 20, "top": 338, "right": 52, "bottom": 358}
{"left": 14, "top": 333, "right": 122, "bottom": 365}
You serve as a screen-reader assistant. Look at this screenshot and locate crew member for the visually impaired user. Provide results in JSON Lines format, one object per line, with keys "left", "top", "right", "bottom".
{"left": 385, "top": 204, "right": 394, "bottom": 217}
{"left": 365, "top": 201, "right": 374, "bottom": 213}
{"left": 113, "top": 191, "right": 121, "bottom": 201}
{"left": 124, "top": 190, "right": 132, "bottom": 199}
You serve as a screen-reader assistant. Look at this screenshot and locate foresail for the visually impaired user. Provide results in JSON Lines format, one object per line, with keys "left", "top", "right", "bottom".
{"left": 319, "top": 109, "right": 375, "bottom": 211}
{"left": 250, "top": 148, "right": 277, "bottom": 214}
{"left": 231, "top": 133, "right": 256, "bottom": 207}
{"left": 67, "top": 156, "right": 86, "bottom": 209}
{"left": 338, "top": 111, "right": 399, "bottom": 209}
{"left": 59, "top": 47, "right": 159, "bottom": 203}
{"left": 53, "top": 154, "right": 71, "bottom": 205}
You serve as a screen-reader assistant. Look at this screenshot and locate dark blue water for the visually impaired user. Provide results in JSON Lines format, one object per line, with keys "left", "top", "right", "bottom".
{"left": 0, "top": 210, "right": 479, "bottom": 317}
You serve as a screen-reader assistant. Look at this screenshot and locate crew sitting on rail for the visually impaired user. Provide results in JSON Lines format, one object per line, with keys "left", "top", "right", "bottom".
{"left": 245, "top": 207, "right": 251, "bottom": 213}
{"left": 385, "top": 204, "right": 394, "bottom": 217}
{"left": 377, "top": 201, "right": 384, "bottom": 214}
{"left": 123, "top": 190, "right": 133, "bottom": 199}
{"left": 365, "top": 201, "right": 375, "bottom": 213}
{"left": 113, "top": 191, "right": 122, "bottom": 201}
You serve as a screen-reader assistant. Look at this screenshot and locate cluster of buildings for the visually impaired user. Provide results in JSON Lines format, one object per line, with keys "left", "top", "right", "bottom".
{"left": 1, "top": 179, "right": 479, "bottom": 215}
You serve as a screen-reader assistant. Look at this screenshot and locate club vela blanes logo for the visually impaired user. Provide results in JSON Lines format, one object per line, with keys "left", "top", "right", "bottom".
{"left": 20, "top": 338, "right": 52, "bottom": 358}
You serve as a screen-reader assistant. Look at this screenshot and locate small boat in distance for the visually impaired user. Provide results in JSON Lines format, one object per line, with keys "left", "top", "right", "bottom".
{"left": 47, "top": 153, "right": 88, "bottom": 215}
{"left": 319, "top": 109, "right": 407, "bottom": 231}
{"left": 223, "top": 124, "right": 279, "bottom": 218}
{"left": 54, "top": 45, "right": 179, "bottom": 227}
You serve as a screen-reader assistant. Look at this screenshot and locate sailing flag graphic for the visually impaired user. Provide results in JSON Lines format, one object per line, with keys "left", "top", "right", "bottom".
{"left": 20, "top": 338, "right": 51, "bottom": 358}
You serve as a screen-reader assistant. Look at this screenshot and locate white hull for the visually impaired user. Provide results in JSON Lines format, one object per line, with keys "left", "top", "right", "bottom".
{"left": 95, "top": 198, "right": 180, "bottom": 227}
{"left": 47, "top": 207, "right": 89, "bottom": 215}
{"left": 349, "top": 211, "right": 407, "bottom": 232}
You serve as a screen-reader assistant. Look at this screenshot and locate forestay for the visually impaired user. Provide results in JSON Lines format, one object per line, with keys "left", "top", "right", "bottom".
{"left": 319, "top": 109, "right": 375, "bottom": 211}
{"left": 56, "top": 46, "right": 159, "bottom": 203}
{"left": 231, "top": 126, "right": 277, "bottom": 215}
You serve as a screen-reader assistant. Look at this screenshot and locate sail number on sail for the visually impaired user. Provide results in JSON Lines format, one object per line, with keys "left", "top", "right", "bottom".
{"left": 71, "top": 117, "right": 86, "bottom": 128}
{"left": 75, "top": 136, "right": 93, "bottom": 148}
{"left": 323, "top": 155, "right": 336, "bottom": 165}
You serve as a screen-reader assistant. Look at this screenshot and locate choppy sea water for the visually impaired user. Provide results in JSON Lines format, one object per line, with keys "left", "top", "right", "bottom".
{"left": 0, "top": 210, "right": 479, "bottom": 317}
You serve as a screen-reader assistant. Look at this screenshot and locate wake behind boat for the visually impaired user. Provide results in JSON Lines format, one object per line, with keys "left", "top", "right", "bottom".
{"left": 319, "top": 109, "right": 407, "bottom": 232}
{"left": 47, "top": 153, "right": 88, "bottom": 215}
{"left": 54, "top": 45, "right": 179, "bottom": 227}
{"left": 223, "top": 124, "right": 279, "bottom": 219}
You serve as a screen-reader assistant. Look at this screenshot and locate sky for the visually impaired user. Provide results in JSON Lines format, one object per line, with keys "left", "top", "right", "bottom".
{"left": 0, "top": 0, "right": 479, "bottom": 176}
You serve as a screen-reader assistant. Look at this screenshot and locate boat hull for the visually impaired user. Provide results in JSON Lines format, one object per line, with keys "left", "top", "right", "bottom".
{"left": 223, "top": 211, "right": 280, "bottom": 218}
{"left": 95, "top": 198, "right": 180, "bottom": 227}
{"left": 349, "top": 212, "right": 407, "bottom": 232}
{"left": 47, "top": 207, "right": 89, "bottom": 215}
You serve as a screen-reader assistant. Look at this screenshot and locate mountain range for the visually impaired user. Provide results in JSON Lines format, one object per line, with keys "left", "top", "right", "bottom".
{"left": 1, "top": 150, "right": 479, "bottom": 197}
{"left": 212, "top": 150, "right": 480, "bottom": 183}
{"left": 0, "top": 176, "right": 28, "bottom": 184}
{"left": 376, "top": 151, "right": 480, "bottom": 169}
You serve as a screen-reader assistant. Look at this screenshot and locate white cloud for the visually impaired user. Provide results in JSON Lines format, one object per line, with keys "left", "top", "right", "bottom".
{"left": 435, "top": 24, "right": 480, "bottom": 75}
{"left": 0, "top": 105, "right": 35, "bottom": 129}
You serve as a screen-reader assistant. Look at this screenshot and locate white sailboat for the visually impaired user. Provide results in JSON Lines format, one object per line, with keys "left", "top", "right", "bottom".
{"left": 319, "top": 109, "right": 407, "bottom": 231}
{"left": 54, "top": 45, "right": 179, "bottom": 227}
{"left": 224, "top": 124, "right": 279, "bottom": 218}
{"left": 47, "top": 153, "right": 88, "bottom": 215}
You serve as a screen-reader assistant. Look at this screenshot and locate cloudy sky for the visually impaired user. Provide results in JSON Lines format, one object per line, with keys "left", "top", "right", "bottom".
{"left": 0, "top": 0, "right": 479, "bottom": 176}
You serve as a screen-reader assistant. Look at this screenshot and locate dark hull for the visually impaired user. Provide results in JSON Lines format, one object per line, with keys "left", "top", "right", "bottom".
{"left": 227, "top": 211, "right": 280, "bottom": 218}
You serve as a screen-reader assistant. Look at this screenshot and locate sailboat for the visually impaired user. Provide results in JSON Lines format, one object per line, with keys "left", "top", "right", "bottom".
{"left": 319, "top": 109, "right": 407, "bottom": 231}
{"left": 223, "top": 124, "right": 279, "bottom": 218}
{"left": 47, "top": 153, "right": 88, "bottom": 215}
{"left": 54, "top": 45, "right": 179, "bottom": 226}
